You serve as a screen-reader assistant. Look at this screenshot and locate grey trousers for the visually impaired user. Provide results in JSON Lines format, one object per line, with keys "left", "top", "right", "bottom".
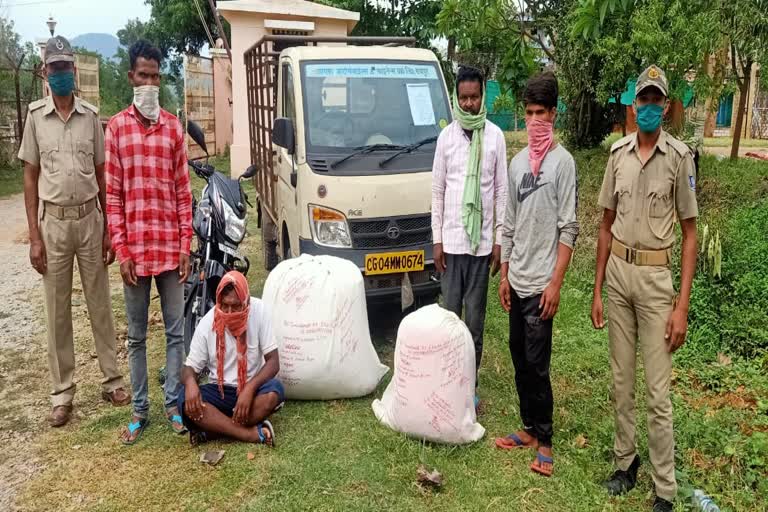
{"left": 124, "top": 269, "right": 185, "bottom": 418}
{"left": 441, "top": 253, "right": 491, "bottom": 385}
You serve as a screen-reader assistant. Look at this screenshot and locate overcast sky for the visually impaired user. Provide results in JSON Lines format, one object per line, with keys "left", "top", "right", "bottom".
{"left": 3, "top": 0, "right": 151, "bottom": 44}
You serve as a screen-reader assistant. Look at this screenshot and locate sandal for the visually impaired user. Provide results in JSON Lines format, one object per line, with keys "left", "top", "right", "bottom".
{"left": 121, "top": 417, "right": 150, "bottom": 446}
{"left": 530, "top": 451, "right": 554, "bottom": 477}
{"left": 256, "top": 420, "right": 275, "bottom": 447}
{"left": 167, "top": 409, "right": 187, "bottom": 435}
{"left": 495, "top": 432, "right": 538, "bottom": 450}
{"left": 189, "top": 430, "right": 209, "bottom": 447}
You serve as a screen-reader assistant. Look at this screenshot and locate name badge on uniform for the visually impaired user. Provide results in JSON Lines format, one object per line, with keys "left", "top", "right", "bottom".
{"left": 689, "top": 175, "right": 696, "bottom": 191}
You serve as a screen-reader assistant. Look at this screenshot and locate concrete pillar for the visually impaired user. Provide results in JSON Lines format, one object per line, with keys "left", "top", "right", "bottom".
{"left": 744, "top": 63, "right": 759, "bottom": 140}
{"left": 211, "top": 48, "right": 233, "bottom": 156}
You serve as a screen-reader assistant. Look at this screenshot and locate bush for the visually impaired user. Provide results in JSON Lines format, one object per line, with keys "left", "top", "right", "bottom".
{"left": 688, "top": 201, "right": 768, "bottom": 358}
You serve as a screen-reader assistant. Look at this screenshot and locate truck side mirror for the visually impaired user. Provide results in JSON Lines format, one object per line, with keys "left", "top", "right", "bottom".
{"left": 273, "top": 118, "right": 295, "bottom": 155}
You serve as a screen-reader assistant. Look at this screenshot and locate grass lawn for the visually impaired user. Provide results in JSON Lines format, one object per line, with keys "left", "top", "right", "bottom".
{"left": 702, "top": 137, "right": 768, "bottom": 149}
{"left": 0, "top": 160, "right": 23, "bottom": 198}
{"left": 13, "top": 144, "right": 767, "bottom": 512}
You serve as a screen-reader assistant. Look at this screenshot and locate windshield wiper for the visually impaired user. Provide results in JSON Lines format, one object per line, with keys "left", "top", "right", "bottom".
{"left": 330, "top": 144, "right": 406, "bottom": 169}
{"left": 378, "top": 136, "right": 438, "bottom": 167}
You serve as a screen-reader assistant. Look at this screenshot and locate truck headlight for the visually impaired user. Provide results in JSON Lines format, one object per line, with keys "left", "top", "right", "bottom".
{"left": 309, "top": 205, "right": 352, "bottom": 248}
{"left": 222, "top": 200, "right": 246, "bottom": 243}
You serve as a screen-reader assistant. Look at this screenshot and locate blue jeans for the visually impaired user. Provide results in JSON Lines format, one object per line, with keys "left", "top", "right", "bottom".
{"left": 124, "top": 269, "right": 184, "bottom": 418}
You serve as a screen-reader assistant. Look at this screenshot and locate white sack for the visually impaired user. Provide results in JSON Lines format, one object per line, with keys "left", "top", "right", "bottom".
{"left": 372, "top": 304, "right": 485, "bottom": 444}
{"left": 262, "top": 254, "right": 388, "bottom": 400}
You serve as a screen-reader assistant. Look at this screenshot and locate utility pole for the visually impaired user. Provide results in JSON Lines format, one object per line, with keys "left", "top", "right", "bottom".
{"left": 206, "top": 0, "right": 232, "bottom": 60}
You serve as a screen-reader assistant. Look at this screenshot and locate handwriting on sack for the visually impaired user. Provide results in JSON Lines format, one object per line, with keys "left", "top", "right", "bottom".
{"left": 396, "top": 334, "right": 467, "bottom": 387}
{"left": 281, "top": 275, "right": 317, "bottom": 310}
{"left": 334, "top": 297, "right": 360, "bottom": 363}
{"left": 425, "top": 391, "right": 459, "bottom": 434}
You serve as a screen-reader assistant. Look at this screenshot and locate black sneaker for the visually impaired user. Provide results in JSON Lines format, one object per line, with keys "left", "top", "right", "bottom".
{"left": 603, "top": 455, "right": 641, "bottom": 496}
{"left": 652, "top": 496, "right": 673, "bottom": 512}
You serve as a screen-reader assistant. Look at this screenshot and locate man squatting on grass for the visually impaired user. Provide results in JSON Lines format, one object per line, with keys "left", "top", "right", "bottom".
{"left": 178, "top": 271, "right": 285, "bottom": 446}
{"left": 494, "top": 72, "right": 579, "bottom": 478}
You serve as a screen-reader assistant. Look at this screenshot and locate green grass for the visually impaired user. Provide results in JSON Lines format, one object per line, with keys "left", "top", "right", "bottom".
{"left": 15, "top": 146, "right": 768, "bottom": 512}
{"left": 0, "top": 160, "right": 23, "bottom": 198}
{"left": 702, "top": 137, "right": 768, "bottom": 149}
{"left": 587, "top": 132, "right": 768, "bottom": 151}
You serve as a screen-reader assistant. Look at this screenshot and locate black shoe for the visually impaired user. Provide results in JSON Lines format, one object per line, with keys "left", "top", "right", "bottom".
{"left": 603, "top": 455, "right": 641, "bottom": 496}
{"left": 652, "top": 496, "right": 673, "bottom": 512}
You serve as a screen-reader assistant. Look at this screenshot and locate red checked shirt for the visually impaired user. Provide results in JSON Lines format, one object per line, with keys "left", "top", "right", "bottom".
{"left": 105, "top": 106, "right": 193, "bottom": 277}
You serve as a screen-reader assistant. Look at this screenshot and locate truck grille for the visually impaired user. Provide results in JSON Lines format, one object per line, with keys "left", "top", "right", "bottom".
{"left": 349, "top": 214, "right": 432, "bottom": 249}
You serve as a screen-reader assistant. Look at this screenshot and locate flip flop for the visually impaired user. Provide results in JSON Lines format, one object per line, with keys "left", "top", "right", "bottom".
{"left": 189, "top": 430, "right": 209, "bottom": 447}
{"left": 530, "top": 451, "right": 554, "bottom": 477}
{"left": 122, "top": 417, "right": 150, "bottom": 446}
{"left": 495, "top": 432, "right": 537, "bottom": 450}
{"left": 256, "top": 420, "right": 275, "bottom": 447}
{"left": 167, "top": 410, "right": 187, "bottom": 435}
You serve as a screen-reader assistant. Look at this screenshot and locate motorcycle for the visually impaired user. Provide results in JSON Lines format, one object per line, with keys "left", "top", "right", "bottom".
{"left": 158, "top": 121, "right": 257, "bottom": 385}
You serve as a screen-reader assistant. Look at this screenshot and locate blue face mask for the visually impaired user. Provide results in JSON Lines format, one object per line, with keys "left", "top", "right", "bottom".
{"left": 636, "top": 103, "right": 664, "bottom": 133}
{"left": 48, "top": 71, "right": 75, "bottom": 97}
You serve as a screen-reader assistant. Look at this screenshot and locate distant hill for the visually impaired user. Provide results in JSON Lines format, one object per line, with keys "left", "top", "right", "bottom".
{"left": 71, "top": 33, "right": 120, "bottom": 60}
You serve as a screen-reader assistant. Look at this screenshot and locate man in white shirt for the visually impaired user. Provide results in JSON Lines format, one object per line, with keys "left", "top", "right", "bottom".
{"left": 178, "top": 271, "right": 284, "bottom": 446}
{"left": 431, "top": 66, "right": 507, "bottom": 404}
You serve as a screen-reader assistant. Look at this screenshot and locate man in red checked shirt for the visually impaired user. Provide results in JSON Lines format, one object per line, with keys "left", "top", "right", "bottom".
{"left": 105, "top": 40, "right": 193, "bottom": 445}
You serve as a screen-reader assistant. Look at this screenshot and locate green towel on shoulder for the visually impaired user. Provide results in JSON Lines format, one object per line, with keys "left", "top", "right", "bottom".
{"left": 453, "top": 92, "right": 487, "bottom": 253}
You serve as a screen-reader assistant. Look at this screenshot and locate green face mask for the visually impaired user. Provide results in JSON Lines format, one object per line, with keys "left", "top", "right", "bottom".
{"left": 48, "top": 71, "right": 75, "bottom": 97}
{"left": 636, "top": 103, "right": 664, "bottom": 133}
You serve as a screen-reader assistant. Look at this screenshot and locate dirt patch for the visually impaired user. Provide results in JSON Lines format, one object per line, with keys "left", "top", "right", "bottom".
{"left": 687, "top": 386, "right": 758, "bottom": 412}
{"left": 0, "top": 194, "right": 48, "bottom": 510}
{"left": 0, "top": 193, "right": 130, "bottom": 511}
{"left": 688, "top": 448, "right": 728, "bottom": 471}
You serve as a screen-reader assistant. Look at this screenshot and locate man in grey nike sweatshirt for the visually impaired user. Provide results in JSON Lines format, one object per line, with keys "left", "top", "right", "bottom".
{"left": 494, "top": 72, "right": 579, "bottom": 478}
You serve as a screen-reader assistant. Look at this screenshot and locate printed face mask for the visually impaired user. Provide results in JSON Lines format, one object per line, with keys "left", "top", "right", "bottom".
{"left": 636, "top": 103, "right": 664, "bottom": 133}
{"left": 526, "top": 117, "right": 554, "bottom": 177}
{"left": 133, "top": 85, "right": 160, "bottom": 122}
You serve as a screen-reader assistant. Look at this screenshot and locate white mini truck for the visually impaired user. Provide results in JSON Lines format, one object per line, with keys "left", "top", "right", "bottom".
{"left": 245, "top": 35, "right": 452, "bottom": 305}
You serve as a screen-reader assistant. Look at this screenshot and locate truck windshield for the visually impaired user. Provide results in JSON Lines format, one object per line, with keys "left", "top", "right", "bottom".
{"left": 301, "top": 60, "right": 451, "bottom": 152}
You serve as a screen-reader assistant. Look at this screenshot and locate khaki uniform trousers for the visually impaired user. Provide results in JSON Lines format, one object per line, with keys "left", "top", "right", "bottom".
{"left": 606, "top": 254, "right": 677, "bottom": 501}
{"left": 40, "top": 201, "right": 124, "bottom": 407}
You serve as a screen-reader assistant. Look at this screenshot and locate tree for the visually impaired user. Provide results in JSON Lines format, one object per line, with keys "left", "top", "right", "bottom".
{"left": 143, "top": 0, "right": 230, "bottom": 56}
{"left": 80, "top": 18, "right": 180, "bottom": 118}
{"left": 436, "top": 0, "right": 552, "bottom": 99}
{"left": 317, "top": 1, "right": 443, "bottom": 51}
{"left": 0, "top": 17, "right": 39, "bottom": 142}
{"left": 720, "top": 0, "right": 768, "bottom": 158}
{"left": 574, "top": 0, "right": 768, "bottom": 155}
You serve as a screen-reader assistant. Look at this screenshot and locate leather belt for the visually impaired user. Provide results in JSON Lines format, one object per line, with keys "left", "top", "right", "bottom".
{"left": 611, "top": 239, "right": 670, "bottom": 266}
{"left": 43, "top": 197, "right": 98, "bottom": 221}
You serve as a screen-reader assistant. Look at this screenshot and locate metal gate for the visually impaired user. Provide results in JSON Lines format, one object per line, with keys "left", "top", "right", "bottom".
{"left": 184, "top": 55, "right": 216, "bottom": 159}
{"left": 74, "top": 53, "right": 99, "bottom": 109}
{"left": 751, "top": 88, "right": 768, "bottom": 139}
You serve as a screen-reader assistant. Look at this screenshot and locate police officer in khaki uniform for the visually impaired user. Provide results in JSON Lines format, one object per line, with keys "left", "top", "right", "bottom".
{"left": 18, "top": 36, "right": 130, "bottom": 427}
{"left": 590, "top": 66, "right": 698, "bottom": 512}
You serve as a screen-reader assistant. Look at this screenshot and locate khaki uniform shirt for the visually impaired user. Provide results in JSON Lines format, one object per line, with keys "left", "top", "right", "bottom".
{"left": 598, "top": 130, "right": 698, "bottom": 250}
{"left": 18, "top": 96, "right": 105, "bottom": 206}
